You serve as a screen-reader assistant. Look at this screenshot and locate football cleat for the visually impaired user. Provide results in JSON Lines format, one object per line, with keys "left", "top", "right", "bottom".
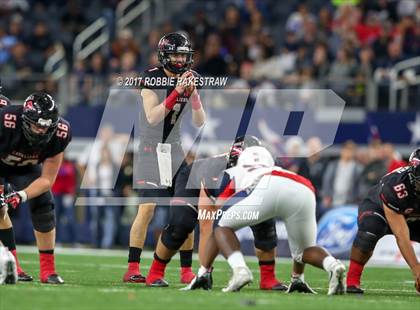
{"left": 18, "top": 271, "right": 33, "bottom": 282}
{"left": 222, "top": 266, "right": 253, "bottom": 293}
{"left": 180, "top": 270, "right": 213, "bottom": 291}
{"left": 180, "top": 267, "right": 196, "bottom": 284}
{"left": 0, "top": 247, "right": 18, "bottom": 285}
{"left": 260, "top": 280, "right": 288, "bottom": 291}
{"left": 41, "top": 273, "right": 64, "bottom": 284}
{"left": 286, "top": 277, "right": 317, "bottom": 294}
{"left": 328, "top": 260, "right": 346, "bottom": 295}
{"left": 123, "top": 271, "right": 146, "bottom": 283}
{"left": 346, "top": 285, "right": 364, "bottom": 294}
{"left": 146, "top": 278, "right": 169, "bottom": 287}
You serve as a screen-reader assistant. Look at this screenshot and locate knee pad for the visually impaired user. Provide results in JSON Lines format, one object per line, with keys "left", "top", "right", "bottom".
{"left": 161, "top": 205, "right": 197, "bottom": 250}
{"left": 29, "top": 191, "right": 56, "bottom": 233}
{"left": 353, "top": 214, "right": 387, "bottom": 252}
{"left": 251, "top": 219, "right": 277, "bottom": 251}
{"left": 31, "top": 208, "right": 55, "bottom": 233}
{"left": 353, "top": 230, "right": 381, "bottom": 252}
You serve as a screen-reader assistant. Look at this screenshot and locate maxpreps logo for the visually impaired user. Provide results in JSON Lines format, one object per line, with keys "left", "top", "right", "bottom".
{"left": 316, "top": 207, "right": 358, "bottom": 255}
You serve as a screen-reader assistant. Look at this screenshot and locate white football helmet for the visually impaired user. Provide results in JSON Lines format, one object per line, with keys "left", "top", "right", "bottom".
{"left": 237, "top": 146, "right": 274, "bottom": 169}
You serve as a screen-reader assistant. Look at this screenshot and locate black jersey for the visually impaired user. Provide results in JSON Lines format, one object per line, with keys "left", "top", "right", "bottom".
{"left": 364, "top": 166, "right": 420, "bottom": 220}
{"left": 0, "top": 105, "right": 72, "bottom": 169}
{"left": 139, "top": 65, "right": 200, "bottom": 143}
{"left": 187, "top": 154, "right": 229, "bottom": 200}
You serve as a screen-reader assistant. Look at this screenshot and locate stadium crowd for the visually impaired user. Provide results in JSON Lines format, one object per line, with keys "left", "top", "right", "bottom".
{"left": 1, "top": 0, "right": 419, "bottom": 107}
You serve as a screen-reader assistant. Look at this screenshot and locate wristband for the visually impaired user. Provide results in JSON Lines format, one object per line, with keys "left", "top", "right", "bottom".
{"left": 191, "top": 92, "right": 202, "bottom": 110}
{"left": 17, "top": 190, "right": 28, "bottom": 202}
{"left": 163, "top": 89, "right": 180, "bottom": 110}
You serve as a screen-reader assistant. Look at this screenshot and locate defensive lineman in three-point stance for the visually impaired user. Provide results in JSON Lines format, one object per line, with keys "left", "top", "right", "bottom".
{"left": 187, "top": 145, "right": 346, "bottom": 294}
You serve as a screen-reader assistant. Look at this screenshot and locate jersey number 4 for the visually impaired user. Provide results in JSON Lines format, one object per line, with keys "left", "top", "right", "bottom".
{"left": 393, "top": 183, "right": 408, "bottom": 199}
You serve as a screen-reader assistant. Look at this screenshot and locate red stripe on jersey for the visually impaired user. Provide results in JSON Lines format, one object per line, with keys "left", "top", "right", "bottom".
{"left": 270, "top": 170, "right": 315, "bottom": 193}
{"left": 218, "top": 179, "right": 236, "bottom": 200}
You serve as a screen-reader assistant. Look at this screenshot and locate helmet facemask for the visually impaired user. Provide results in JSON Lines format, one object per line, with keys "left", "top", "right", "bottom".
{"left": 22, "top": 93, "right": 59, "bottom": 146}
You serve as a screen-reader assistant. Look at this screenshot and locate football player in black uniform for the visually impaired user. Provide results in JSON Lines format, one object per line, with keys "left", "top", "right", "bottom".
{"left": 0, "top": 92, "right": 72, "bottom": 284}
{"left": 145, "top": 136, "right": 288, "bottom": 290}
{"left": 346, "top": 148, "right": 420, "bottom": 294}
{"left": 123, "top": 32, "right": 206, "bottom": 284}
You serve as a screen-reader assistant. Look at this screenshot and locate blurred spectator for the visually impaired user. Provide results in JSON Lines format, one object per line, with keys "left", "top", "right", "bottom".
{"left": 375, "top": 40, "right": 405, "bottom": 80}
{"left": 297, "top": 137, "right": 329, "bottom": 220}
{"left": 85, "top": 52, "right": 108, "bottom": 105}
{"left": 322, "top": 141, "right": 361, "bottom": 210}
{"left": 356, "top": 140, "right": 387, "bottom": 200}
{"left": 0, "top": 27, "right": 18, "bottom": 65}
{"left": 328, "top": 48, "right": 356, "bottom": 98}
{"left": 8, "top": 14, "right": 25, "bottom": 42}
{"left": 312, "top": 42, "right": 330, "bottom": 82}
{"left": 52, "top": 157, "right": 78, "bottom": 245}
{"left": 111, "top": 28, "right": 141, "bottom": 62}
{"left": 25, "top": 20, "right": 55, "bottom": 72}
{"left": 219, "top": 4, "right": 242, "bottom": 56}
{"left": 90, "top": 146, "right": 119, "bottom": 249}
{"left": 286, "top": 3, "right": 315, "bottom": 40}
{"left": 120, "top": 51, "right": 138, "bottom": 75}
{"left": 197, "top": 33, "right": 227, "bottom": 76}
{"left": 354, "top": 11, "right": 382, "bottom": 46}
{"left": 382, "top": 143, "right": 408, "bottom": 172}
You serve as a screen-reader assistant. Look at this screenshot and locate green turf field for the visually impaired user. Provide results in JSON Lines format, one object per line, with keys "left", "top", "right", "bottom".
{"left": 0, "top": 250, "right": 418, "bottom": 310}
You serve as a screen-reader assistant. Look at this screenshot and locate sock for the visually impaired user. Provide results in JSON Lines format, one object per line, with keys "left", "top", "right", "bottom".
{"left": 128, "top": 247, "right": 142, "bottom": 263}
{"left": 0, "top": 228, "right": 22, "bottom": 273}
{"left": 259, "top": 260, "right": 276, "bottom": 280}
{"left": 127, "top": 247, "right": 142, "bottom": 274}
{"left": 179, "top": 250, "right": 193, "bottom": 268}
{"left": 198, "top": 265, "right": 209, "bottom": 277}
{"left": 322, "top": 256, "right": 337, "bottom": 273}
{"left": 291, "top": 272, "right": 304, "bottom": 282}
{"left": 227, "top": 251, "right": 246, "bottom": 269}
{"left": 0, "top": 227, "right": 16, "bottom": 251}
{"left": 39, "top": 249, "right": 56, "bottom": 280}
{"left": 11, "top": 249, "right": 23, "bottom": 274}
{"left": 347, "top": 259, "right": 364, "bottom": 287}
{"left": 146, "top": 253, "right": 170, "bottom": 282}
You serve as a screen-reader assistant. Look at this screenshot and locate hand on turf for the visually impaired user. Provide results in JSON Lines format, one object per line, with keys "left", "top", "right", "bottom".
{"left": 413, "top": 264, "right": 420, "bottom": 281}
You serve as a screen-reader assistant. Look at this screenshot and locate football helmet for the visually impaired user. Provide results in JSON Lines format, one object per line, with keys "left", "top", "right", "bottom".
{"left": 22, "top": 92, "right": 59, "bottom": 146}
{"left": 0, "top": 94, "right": 11, "bottom": 108}
{"left": 157, "top": 32, "right": 194, "bottom": 74}
{"left": 408, "top": 148, "right": 420, "bottom": 193}
{"left": 227, "top": 135, "right": 261, "bottom": 168}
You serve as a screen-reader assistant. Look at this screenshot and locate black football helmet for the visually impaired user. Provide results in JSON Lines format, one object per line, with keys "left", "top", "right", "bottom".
{"left": 0, "top": 82, "right": 11, "bottom": 108}
{"left": 409, "top": 148, "right": 420, "bottom": 194}
{"left": 0, "top": 94, "right": 11, "bottom": 108}
{"left": 22, "top": 92, "right": 59, "bottom": 146}
{"left": 157, "top": 32, "right": 194, "bottom": 74}
{"left": 227, "top": 135, "right": 262, "bottom": 168}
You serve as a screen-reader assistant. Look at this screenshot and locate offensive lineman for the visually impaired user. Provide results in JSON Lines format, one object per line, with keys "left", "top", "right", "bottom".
{"left": 346, "top": 148, "right": 420, "bottom": 294}
{"left": 145, "top": 136, "right": 287, "bottom": 290}
{"left": 0, "top": 92, "right": 72, "bottom": 284}
{"left": 187, "top": 146, "right": 346, "bottom": 294}
{"left": 123, "top": 32, "right": 206, "bottom": 284}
